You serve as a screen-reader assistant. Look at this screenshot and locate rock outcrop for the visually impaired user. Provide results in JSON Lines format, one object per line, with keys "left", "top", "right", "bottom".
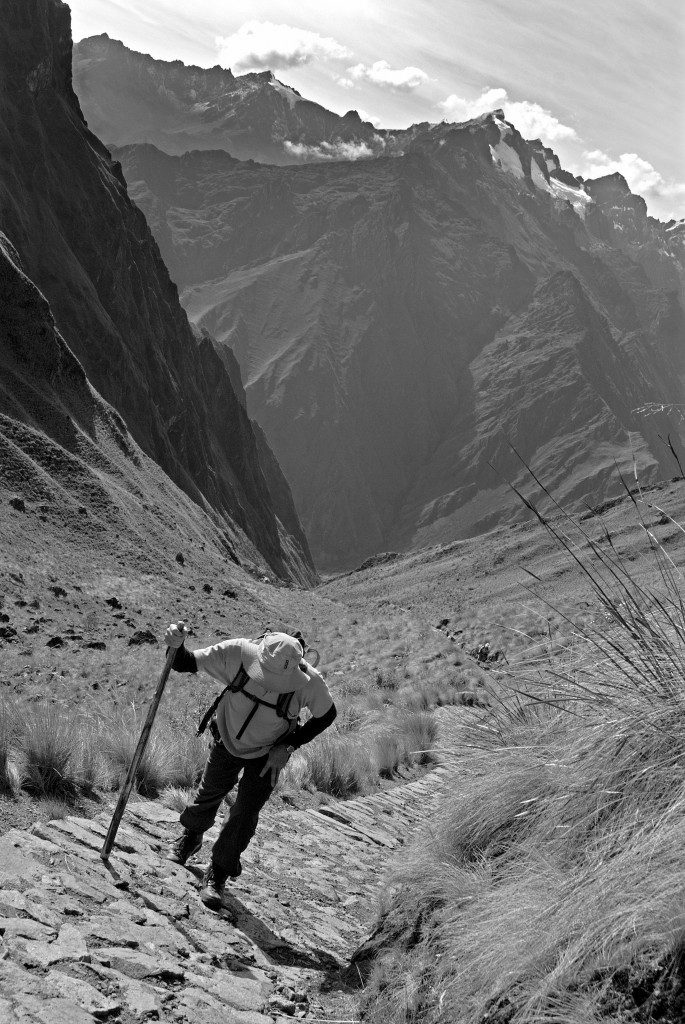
{"left": 114, "top": 116, "right": 684, "bottom": 568}
{"left": 0, "top": 0, "right": 316, "bottom": 585}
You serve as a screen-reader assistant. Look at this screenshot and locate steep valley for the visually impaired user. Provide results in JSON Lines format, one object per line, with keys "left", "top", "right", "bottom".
{"left": 114, "top": 127, "right": 684, "bottom": 568}
{"left": 0, "top": 11, "right": 682, "bottom": 1024}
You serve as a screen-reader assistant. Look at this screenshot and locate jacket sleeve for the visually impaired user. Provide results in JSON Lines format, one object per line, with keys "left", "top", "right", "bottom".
{"left": 169, "top": 643, "right": 198, "bottom": 673}
{"left": 281, "top": 703, "right": 337, "bottom": 749}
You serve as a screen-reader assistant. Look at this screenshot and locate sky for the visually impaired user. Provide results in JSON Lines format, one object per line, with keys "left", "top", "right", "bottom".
{"left": 69, "top": 0, "right": 685, "bottom": 220}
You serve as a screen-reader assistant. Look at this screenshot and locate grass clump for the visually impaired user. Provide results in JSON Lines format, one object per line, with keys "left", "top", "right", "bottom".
{"left": 0, "top": 699, "right": 19, "bottom": 795}
{"left": 400, "top": 710, "right": 439, "bottom": 765}
{"left": 302, "top": 732, "right": 375, "bottom": 798}
{"left": 362, "top": 475, "right": 685, "bottom": 1023}
{"left": 166, "top": 730, "right": 206, "bottom": 789}
{"left": 103, "top": 708, "right": 174, "bottom": 797}
{"left": 19, "top": 705, "right": 80, "bottom": 798}
{"left": 372, "top": 730, "right": 407, "bottom": 778}
{"left": 160, "top": 785, "right": 195, "bottom": 813}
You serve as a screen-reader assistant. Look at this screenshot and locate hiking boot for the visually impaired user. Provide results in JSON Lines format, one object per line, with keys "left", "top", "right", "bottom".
{"left": 167, "top": 830, "right": 202, "bottom": 865}
{"left": 200, "top": 862, "right": 229, "bottom": 909}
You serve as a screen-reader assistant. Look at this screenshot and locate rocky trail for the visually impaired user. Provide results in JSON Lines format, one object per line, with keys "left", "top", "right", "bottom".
{"left": 0, "top": 707, "right": 466, "bottom": 1023}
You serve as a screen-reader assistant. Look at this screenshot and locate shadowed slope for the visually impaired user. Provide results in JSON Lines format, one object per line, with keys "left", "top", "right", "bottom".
{"left": 0, "top": 232, "right": 280, "bottom": 580}
{"left": 0, "top": 0, "right": 315, "bottom": 584}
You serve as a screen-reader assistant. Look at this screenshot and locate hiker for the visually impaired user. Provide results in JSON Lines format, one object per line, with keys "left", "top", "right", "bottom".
{"left": 164, "top": 623, "right": 336, "bottom": 907}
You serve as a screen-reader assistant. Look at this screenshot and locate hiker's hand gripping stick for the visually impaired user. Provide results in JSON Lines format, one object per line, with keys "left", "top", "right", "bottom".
{"left": 165, "top": 620, "right": 190, "bottom": 648}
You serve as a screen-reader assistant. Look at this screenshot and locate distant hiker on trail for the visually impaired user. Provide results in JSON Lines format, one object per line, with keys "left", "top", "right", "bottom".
{"left": 164, "top": 623, "right": 336, "bottom": 908}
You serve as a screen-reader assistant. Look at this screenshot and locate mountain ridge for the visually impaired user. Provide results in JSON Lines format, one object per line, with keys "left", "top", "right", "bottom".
{"left": 113, "top": 120, "right": 684, "bottom": 567}
{"left": 72, "top": 32, "right": 684, "bottom": 569}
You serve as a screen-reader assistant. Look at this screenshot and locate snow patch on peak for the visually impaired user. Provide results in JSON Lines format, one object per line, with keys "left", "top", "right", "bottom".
{"left": 531, "top": 161, "right": 551, "bottom": 192}
{"left": 269, "top": 78, "right": 301, "bottom": 109}
{"left": 490, "top": 139, "right": 524, "bottom": 179}
{"left": 549, "top": 177, "right": 593, "bottom": 219}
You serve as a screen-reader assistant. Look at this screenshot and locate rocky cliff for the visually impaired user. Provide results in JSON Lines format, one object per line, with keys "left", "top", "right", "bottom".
{"left": 0, "top": 0, "right": 316, "bottom": 584}
{"left": 113, "top": 112, "right": 684, "bottom": 568}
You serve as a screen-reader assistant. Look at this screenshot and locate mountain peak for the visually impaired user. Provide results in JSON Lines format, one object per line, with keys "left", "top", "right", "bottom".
{"left": 586, "top": 170, "right": 632, "bottom": 195}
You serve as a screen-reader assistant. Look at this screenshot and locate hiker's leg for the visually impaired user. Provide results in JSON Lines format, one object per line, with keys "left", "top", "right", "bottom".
{"left": 211, "top": 754, "right": 274, "bottom": 875}
{"left": 180, "top": 740, "right": 242, "bottom": 835}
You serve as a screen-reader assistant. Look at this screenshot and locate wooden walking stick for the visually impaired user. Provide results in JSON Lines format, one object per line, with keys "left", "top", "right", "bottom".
{"left": 100, "top": 646, "right": 176, "bottom": 861}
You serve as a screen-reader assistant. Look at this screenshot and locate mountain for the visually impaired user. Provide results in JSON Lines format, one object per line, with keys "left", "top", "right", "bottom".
{"left": 0, "top": 0, "right": 315, "bottom": 585}
{"left": 73, "top": 34, "right": 395, "bottom": 165}
{"left": 74, "top": 36, "right": 685, "bottom": 570}
{"left": 112, "top": 115, "right": 684, "bottom": 568}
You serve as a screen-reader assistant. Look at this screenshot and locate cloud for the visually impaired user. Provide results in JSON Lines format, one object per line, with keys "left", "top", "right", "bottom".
{"left": 503, "top": 101, "right": 577, "bottom": 142}
{"left": 347, "top": 60, "right": 428, "bottom": 92}
{"left": 581, "top": 150, "right": 662, "bottom": 192}
{"left": 335, "top": 75, "right": 355, "bottom": 89}
{"left": 579, "top": 149, "right": 685, "bottom": 212}
{"left": 439, "top": 88, "right": 577, "bottom": 143}
{"left": 356, "top": 109, "right": 382, "bottom": 129}
{"left": 438, "top": 88, "right": 507, "bottom": 120}
{"left": 284, "top": 138, "right": 383, "bottom": 161}
{"left": 216, "top": 21, "right": 350, "bottom": 72}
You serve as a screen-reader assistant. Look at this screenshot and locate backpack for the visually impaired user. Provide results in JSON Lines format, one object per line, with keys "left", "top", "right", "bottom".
{"left": 197, "top": 630, "right": 299, "bottom": 740}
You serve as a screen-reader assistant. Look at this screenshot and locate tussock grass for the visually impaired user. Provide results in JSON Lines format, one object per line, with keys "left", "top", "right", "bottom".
{"left": 160, "top": 785, "right": 195, "bottom": 813}
{"left": 375, "top": 668, "right": 400, "bottom": 691}
{"left": 0, "top": 699, "right": 19, "bottom": 795}
{"left": 36, "top": 796, "right": 73, "bottom": 820}
{"left": 399, "top": 711, "right": 439, "bottom": 765}
{"left": 103, "top": 708, "right": 174, "bottom": 797}
{"left": 19, "top": 705, "right": 79, "bottom": 798}
{"left": 277, "top": 750, "right": 313, "bottom": 795}
{"left": 166, "top": 730, "right": 206, "bottom": 789}
{"left": 302, "top": 732, "right": 375, "bottom": 798}
{"left": 372, "top": 730, "right": 408, "bottom": 778}
{"left": 363, "top": 473, "right": 685, "bottom": 1023}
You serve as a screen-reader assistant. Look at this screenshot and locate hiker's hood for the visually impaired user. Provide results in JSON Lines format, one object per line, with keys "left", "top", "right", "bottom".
{"left": 240, "top": 634, "right": 310, "bottom": 693}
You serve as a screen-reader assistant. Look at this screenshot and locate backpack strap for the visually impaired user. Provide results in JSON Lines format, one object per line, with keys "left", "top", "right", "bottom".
{"left": 234, "top": 686, "right": 296, "bottom": 739}
{"left": 196, "top": 664, "right": 250, "bottom": 736}
{"left": 197, "top": 661, "right": 297, "bottom": 741}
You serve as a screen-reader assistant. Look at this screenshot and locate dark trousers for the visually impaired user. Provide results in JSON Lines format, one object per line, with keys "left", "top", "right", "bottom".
{"left": 180, "top": 738, "right": 274, "bottom": 876}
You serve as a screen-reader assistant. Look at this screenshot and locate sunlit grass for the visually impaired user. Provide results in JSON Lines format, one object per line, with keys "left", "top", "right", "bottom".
{"left": 363, "top": 471, "right": 685, "bottom": 1023}
{"left": 0, "top": 699, "right": 18, "bottom": 795}
{"left": 19, "top": 705, "right": 80, "bottom": 799}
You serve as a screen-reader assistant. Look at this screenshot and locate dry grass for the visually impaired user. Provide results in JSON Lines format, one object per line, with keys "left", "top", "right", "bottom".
{"left": 19, "top": 705, "right": 80, "bottom": 799}
{"left": 0, "top": 699, "right": 18, "bottom": 795}
{"left": 166, "top": 730, "right": 207, "bottom": 789}
{"left": 363, "top": 475, "right": 685, "bottom": 1023}
{"left": 302, "top": 732, "right": 376, "bottom": 798}
{"left": 103, "top": 707, "right": 175, "bottom": 797}
{"left": 160, "top": 785, "right": 195, "bottom": 813}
